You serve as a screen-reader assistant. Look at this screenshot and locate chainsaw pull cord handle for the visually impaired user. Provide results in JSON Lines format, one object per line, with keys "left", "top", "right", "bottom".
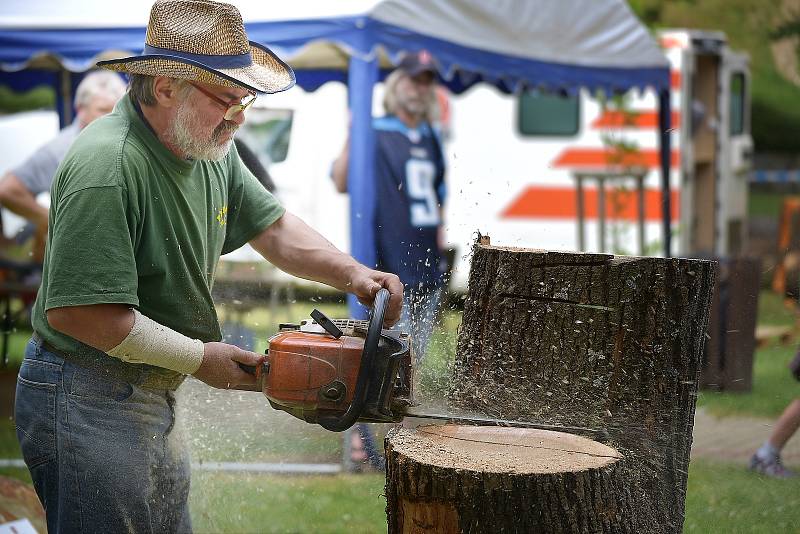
{"left": 318, "top": 288, "right": 391, "bottom": 432}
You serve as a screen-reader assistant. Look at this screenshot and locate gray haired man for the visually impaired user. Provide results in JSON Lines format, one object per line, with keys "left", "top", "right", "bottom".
{"left": 0, "top": 70, "right": 126, "bottom": 259}
{"left": 14, "top": 1, "right": 403, "bottom": 532}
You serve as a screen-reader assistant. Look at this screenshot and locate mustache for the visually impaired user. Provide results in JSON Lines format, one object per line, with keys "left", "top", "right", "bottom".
{"left": 213, "top": 121, "right": 239, "bottom": 140}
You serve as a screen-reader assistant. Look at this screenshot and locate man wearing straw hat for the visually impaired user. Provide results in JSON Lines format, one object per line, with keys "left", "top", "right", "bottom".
{"left": 13, "top": 1, "right": 403, "bottom": 532}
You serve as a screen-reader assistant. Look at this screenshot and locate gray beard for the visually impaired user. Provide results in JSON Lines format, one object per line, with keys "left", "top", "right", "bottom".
{"left": 400, "top": 99, "right": 426, "bottom": 121}
{"left": 169, "top": 99, "right": 235, "bottom": 161}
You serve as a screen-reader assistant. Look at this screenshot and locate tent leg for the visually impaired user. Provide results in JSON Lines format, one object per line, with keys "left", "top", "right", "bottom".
{"left": 346, "top": 56, "right": 379, "bottom": 318}
{"left": 58, "top": 70, "right": 73, "bottom": 128}
{"left": 576, "top": 174, "right": 585, "bottom": 251}
{"left": 658, "top": 89, "right": 672, "bottom": 258}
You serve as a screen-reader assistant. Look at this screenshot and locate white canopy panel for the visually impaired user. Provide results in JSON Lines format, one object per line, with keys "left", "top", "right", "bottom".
{"left": 370, "top": 0, "right": 668, "bottom": 69}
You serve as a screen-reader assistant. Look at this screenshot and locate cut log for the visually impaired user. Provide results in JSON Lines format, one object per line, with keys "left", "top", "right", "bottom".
{"left": 437, "top": 243, "right": 715, "bottom": 532}
{"left": 385, "top": 425, "right": 632, "bottom": 533}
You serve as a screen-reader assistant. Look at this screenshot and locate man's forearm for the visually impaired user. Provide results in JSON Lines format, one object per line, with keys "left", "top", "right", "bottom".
{"left": 252, "top": 211, "right": 405, "bottom": 325}
{"left": 250, "top": 212, "right": 364, "bottom": 291}
{"left": 0, "top": 173, "right": 48, "bottom": 228}
{"left": 47, "top": 304, "right": 205, "bottom": 374}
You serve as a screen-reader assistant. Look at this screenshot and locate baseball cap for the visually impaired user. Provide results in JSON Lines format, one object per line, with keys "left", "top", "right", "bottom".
{"left": 397, "top": 50, "right": 437, "bottom": 76}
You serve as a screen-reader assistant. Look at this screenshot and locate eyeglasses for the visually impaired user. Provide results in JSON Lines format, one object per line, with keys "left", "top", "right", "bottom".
{"left": 187, "top": 82, "right": 256, "bottom": 121}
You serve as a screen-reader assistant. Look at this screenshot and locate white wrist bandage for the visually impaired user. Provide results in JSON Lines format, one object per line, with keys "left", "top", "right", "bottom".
{"left": 106, "top": 309, "right": 205, "bottom": 375}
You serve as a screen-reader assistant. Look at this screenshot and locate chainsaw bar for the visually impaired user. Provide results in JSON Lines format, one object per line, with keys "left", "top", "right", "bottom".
{"left": 402, "top": 409, "right": 608, "bottom": 439}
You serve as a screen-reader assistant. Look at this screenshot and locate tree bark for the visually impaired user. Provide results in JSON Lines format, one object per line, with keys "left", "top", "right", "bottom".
{"left": 385, "top": 425, "right": 635, "bottom": 533}
{"left": 432, "top": 242, "right": 715, "bottom": 533}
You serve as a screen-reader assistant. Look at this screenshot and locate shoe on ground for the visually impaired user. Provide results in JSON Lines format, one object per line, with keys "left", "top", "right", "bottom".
{"left": 749, "top": 453, "right": 796, "bottom": 479}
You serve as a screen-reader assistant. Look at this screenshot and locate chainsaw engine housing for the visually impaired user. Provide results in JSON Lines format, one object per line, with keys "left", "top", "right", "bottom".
{"left": 258, "top": 292, "right": 414, "bottom": 431}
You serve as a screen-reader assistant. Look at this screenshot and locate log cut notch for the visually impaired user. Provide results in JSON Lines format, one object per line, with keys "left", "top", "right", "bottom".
{"left": 384, "top": 242, "right": 715, "bottom": 533}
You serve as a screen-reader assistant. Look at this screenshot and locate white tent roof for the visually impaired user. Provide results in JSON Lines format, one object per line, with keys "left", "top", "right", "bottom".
{"left": 370, "top": 0, "right": 668, "bottom": 69}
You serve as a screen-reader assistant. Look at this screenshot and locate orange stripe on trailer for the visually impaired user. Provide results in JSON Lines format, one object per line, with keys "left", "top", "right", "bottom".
{"left": 552, "top": 148, "right": 680, "bottom": 169}
{"left": 501, "top": 186, "right": 680, "bottom": 222}
{"left": 591, "top": 110, "right": 681, "bottom": 129}
{"left": 660, "top": 36, "right": 685, "bottom": 49}
{"left": 671, "top": 71, "right": 681, "bottom": 90}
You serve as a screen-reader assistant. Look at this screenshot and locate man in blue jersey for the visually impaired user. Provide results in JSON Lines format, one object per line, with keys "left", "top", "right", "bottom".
{"left": 332, "top": 51, "right": 447, "bottom": 469}
{"left": 332, "top": 51, "right": 446, "bottom": 364}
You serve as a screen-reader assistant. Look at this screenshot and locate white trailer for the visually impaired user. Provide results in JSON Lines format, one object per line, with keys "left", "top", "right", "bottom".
{"left": 233, "top": 29, "right": 751, "bottom": 292}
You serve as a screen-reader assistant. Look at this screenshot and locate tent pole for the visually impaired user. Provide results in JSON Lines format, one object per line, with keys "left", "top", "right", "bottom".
{"left": 346, "top": 55, "right": 379, "bottom": 318}
{"left": 58, "top": 69, "right": 73, "bottom": 128}
{"left": 658, "top": 88, "right": 672, "bottom": 258}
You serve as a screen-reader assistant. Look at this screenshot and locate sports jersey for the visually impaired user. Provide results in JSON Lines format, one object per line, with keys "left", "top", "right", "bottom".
{"left": 373, "top": 115, "right": 446, "bottom": 290}
{"left": 32, "top": 94, "right": 284, "bottom": 371}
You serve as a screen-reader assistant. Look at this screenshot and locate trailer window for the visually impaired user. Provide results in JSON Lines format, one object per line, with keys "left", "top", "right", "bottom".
{"left": 239, "top": 108, "right": 294, "bottom": 164}
{"left": 518, "top": 90, "right": 580, "bottom": 136}
{"left": 729, "top": 73, "right": 745, "bottom": 136}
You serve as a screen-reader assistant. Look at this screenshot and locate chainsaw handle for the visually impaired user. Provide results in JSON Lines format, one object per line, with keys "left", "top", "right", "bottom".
{"left": 318, "top": 288, "right": 390, "bottom": 432}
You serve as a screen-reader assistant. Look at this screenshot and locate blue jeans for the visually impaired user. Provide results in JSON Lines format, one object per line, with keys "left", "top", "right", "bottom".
{"left": 14, "top": 337, "right": 192, "bottom": 533}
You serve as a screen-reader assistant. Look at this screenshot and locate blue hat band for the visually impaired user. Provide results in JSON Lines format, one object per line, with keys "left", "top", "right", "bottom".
{"left": 143, "top": 44, "right": 253, "bottom": 69}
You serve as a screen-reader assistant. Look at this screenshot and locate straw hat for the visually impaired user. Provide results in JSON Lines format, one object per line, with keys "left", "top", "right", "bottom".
{"left": 97, "top": 0, "right": 295, "bottom": 94}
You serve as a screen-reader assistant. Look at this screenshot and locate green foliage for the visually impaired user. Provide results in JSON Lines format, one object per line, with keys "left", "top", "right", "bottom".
{"left": 0, "top": 85, "right": 55, "bottom": 113}
{"left": 627, "top": 0, "right": 666, "bottom": 26}
{"left": 769, "top": 14, "right": 800, "bottom": 40}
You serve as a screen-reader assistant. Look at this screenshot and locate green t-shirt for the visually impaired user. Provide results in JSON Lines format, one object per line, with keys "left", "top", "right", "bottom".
{"left": 32, "top": 94, "right": 284, "bottom": 360}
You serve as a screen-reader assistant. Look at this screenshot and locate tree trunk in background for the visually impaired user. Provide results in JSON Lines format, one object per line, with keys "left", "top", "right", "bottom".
{"left": 385, "top": 425, "right": 635, "bottom": 533}
{"left": 444, "top": 242, "right": 716, "bottom": 533}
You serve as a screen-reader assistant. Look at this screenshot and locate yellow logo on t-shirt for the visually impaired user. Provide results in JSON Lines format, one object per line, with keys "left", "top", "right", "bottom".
{"left": 216, "top": 206, "right": 228, "bottom": 226}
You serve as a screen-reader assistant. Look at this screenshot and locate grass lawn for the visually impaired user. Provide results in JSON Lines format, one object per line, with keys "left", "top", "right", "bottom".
{"left": 685, "top": 459, "right": 800, "bottom": 533}
{"left": 190, "top": 472, "right": 386, "bottom": 534}
{"left": 696, "top": 341, "right": 799, "bottom": 418}
{"left": 184, "top": 459, "right": 800, "bottom": 533}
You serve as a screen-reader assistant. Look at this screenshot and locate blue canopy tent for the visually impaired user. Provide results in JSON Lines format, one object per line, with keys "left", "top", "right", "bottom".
{"left": 0, "top": 0, "right": 672, "bottom": 317}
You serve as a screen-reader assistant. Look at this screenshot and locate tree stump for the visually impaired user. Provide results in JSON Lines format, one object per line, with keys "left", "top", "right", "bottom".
{"left": 386, "top": 425, "right": 635, "bottom": 533}
{"left": 384, "top": 241, "right": 716, "bottom": 533}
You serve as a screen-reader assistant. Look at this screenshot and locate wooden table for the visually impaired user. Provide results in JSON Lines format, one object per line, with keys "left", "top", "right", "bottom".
{"left": 572, "top": 167, "right": 648, "bottom": 254}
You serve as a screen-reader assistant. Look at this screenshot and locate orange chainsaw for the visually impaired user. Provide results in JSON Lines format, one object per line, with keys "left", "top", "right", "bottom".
{"left": 240, "top": 289, "right": 605, "bottom": 436}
